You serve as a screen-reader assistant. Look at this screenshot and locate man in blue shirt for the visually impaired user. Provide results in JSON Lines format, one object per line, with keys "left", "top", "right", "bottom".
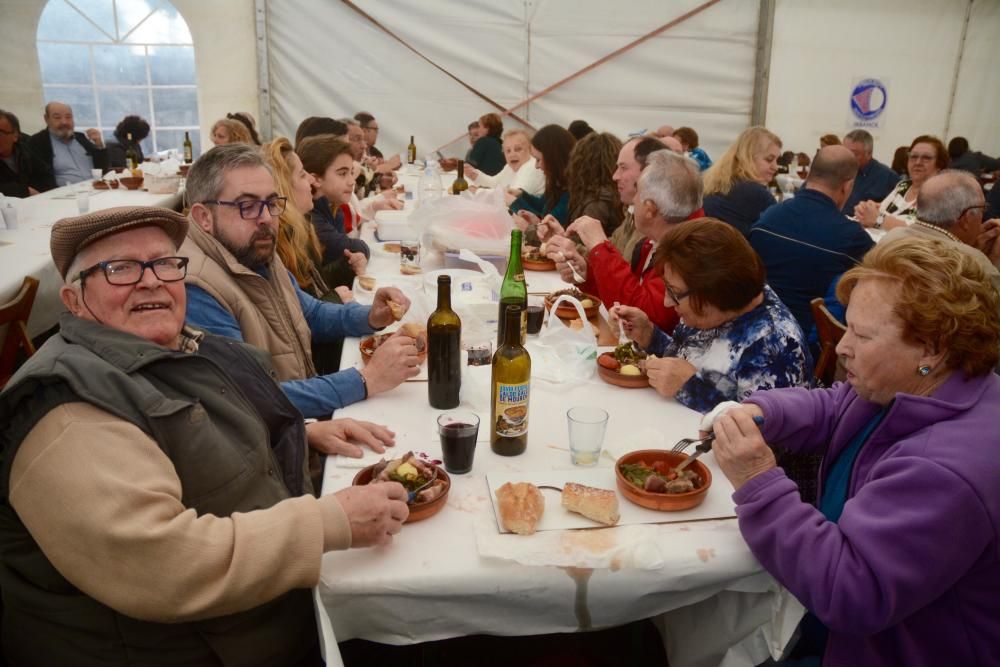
{"left": 750, "top": 145, "right": 874, "bottom": 345}
{"left": 27, "top": 101, "right": 108, "bottom": 187}
{"left": 180, "top": 144, "right": 420, "bottom": 422}
{"left": 840, "top": 129, "right": 900, "bottom": 215}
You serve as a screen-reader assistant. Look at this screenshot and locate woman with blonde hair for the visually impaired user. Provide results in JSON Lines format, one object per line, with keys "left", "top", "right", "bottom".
{"left": 263, "top": 137, "right": 331, "bottom": 298}
{"left": 210, "top": 118, "right": 253, "bottom": 146}
{"left": 703, "top": 126, "right": 781, "bottom": 237}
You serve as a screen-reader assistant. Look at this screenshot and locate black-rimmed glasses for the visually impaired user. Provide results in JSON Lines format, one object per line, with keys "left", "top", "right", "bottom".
{"left": 201, "top": 197, "right": 287, "bottom": 220}
{"left": 79, "top": 257, "right": 189, "bottom": 285}
{"left": 665, "top": 284, "right": 691, "bottom": 304}
{"left": 960, "top": 204, "right": 987, "bottom": 218}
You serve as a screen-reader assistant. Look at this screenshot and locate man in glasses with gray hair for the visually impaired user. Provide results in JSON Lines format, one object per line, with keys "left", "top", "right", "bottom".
{"left": 182, "top": 144, "right": 420, "bottom": 442}
{"left": 0, "top": 206, "right": 408, "bottom": 665}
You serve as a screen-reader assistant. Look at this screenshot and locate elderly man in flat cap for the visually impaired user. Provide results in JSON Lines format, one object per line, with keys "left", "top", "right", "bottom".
{"left": 0, "top": 206, "right": 408, "bottom": 666}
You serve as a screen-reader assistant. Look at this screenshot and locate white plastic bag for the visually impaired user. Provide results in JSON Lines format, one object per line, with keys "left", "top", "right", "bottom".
{"left": 408, "top": 187, "right": 515, "bottom": 257}
{"left": 525, "top": 295, "right": 598, "bottom": 384}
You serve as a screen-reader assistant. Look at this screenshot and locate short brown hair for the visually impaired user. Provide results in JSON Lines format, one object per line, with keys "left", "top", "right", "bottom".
{"left": 479, "top": 113, "right": 503, "bottom": 138}
{"left": 653, "top": 218, "right": 765, "bottom": 315}
{"left": 296, "top": 134, "right": 353, "bottom": 176}
{"left": 909, "top": 135, "right": 950, "bottom": 171}
{"left": 819, "top": 133, "right": 841, "bottom": 147}
{"left": 836, "top": 236, "right": 1000, "bottom": 377}
{"left": 673, "top": 127, "right": 699, "bottom": 150}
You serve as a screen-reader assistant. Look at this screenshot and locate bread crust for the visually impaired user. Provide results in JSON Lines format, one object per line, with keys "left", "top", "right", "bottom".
{"left": 495, "top": 482, "right": 545, "bottom": 535}
{"left": 561, "top": 482, "right": 620, "bottom": 526}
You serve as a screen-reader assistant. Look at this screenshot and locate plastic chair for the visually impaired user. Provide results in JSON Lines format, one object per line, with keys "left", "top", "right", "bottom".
{"left": 810, "top": 297, "right": 845, "bottom": 388}
{"left": 0, "top": 276, "right": 40, "bottom": 388}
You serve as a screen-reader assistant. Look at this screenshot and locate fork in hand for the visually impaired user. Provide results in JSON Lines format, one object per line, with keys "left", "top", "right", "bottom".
{"left": 671, "top": 415, "right": 766, "bottom": 453}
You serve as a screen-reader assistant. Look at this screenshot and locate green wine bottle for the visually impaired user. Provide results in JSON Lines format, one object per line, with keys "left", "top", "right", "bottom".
{"left": 125, "top": 132, "right": 139, "bottom": 172}
{"left": 452, "top": 160, "right": 469, "bottom": 194}
{"left": 407, "top": 135, "right": 417, "bottom": 164}
{"left": 491, "top": 305, "right": 530, "bottom": 456}
{"left": 496, "top": 229, "right": 527, "bottom": 347}
{"left": 427, "top": 275, "right": 462, "bottom": 409}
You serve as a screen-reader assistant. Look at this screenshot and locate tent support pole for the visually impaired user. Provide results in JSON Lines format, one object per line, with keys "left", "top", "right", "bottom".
{"left": 254, "top": 0, "right": 272, "bottom": 141}
{"left": 751, "top": 0, "right": 775, "bottom": 127}
{"left": 943, "top": 0, "right": 974, "bottom": 141}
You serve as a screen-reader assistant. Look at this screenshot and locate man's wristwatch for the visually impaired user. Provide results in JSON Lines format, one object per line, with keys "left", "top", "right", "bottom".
{"left": 874, "top": 213, "right": 885, "bottom": 229}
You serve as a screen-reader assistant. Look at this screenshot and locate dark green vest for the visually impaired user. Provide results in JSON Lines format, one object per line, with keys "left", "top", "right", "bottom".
{"left": 0, "top": 315, "right": 316, "bottom": 666}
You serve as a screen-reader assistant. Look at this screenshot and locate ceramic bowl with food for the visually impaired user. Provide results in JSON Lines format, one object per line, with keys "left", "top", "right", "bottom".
{"left": 352, "top": 454, "right": 450, "bottom": 523}
{"left": 359, "top": 323, "right": 427, "bottom": 366}
{"left": 119, "top": 176, "right": 144, "bottom": 190}
{"left": 522, "top": 249, "right": 556, "bottom": 271}
{"left": 545, "top": 288, "right": 600, "bottom": 319}
{"left": 615, "top": 449, "right": 711, "bottom": 511}
{"left": 596, "top": 343, "right": 650, "bottom": 388}
{"left": 92, "top": 179, "right": 119, "bottom": 190}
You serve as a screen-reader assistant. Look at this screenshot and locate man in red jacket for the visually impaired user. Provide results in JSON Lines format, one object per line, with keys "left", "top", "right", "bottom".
{"left": 547, "top": 150, "right": 703, "bottom": 333}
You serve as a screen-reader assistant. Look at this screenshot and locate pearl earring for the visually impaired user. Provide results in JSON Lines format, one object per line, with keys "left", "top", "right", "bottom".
{"left": 918, "top": 365, "right": 931, "bottom": 376}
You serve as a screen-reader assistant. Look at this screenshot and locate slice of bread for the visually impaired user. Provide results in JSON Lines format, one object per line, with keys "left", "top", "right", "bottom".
{"left": 561, "top": 483, "right": 620, "bottom": 526}
{"left": 495, "top": 482, "right": 545, "bottom": 535}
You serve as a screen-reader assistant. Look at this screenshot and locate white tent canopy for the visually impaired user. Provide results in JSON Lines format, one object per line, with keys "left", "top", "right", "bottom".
{"left": 1, "top": 0, "right": 998, "bottom": 166}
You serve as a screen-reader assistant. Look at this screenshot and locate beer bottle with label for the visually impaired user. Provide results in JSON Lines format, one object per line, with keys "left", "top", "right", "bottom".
{"left": 183, "top": 131, "right": 193, "bottom": 164}
{"left": 496, "top": 229, "right": 527, "bottom": 347}
{"left": 407, "top": 135, "right": 417, "bottom": 164}
{"left": 452, "top": 160, "right": 469, "bottom": 194}
{"left": 125, "top": 133, "right": 139, "bottom": 172}
{"left": 491, "top": 305, "right": 530, "bottom": 456}
{"left": 427, "top": 275, "right": 462, "bottom": 409}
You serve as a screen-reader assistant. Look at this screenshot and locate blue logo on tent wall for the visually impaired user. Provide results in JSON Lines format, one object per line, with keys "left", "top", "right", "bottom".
{"left": 850, "top": 79, "right": 887, "bottom": 120}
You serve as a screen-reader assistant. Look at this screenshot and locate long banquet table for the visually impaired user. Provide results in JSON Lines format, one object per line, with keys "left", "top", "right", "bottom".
{"left": 315, "top": 216, "right": 802, "bottom": 667}
{"left": 0, "top": 184, "right": 183, "bottom": 338}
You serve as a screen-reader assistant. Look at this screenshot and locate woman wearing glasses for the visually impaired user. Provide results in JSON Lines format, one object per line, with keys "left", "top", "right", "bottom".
{"left": 613, "top": 219, "right": 810, "bottom": 413}
{"left": 854, "top": 135, "right": 949, "bottom": 232}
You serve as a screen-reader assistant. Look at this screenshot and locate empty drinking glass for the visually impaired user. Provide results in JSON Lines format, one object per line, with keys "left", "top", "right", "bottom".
{"left": 567, "top": 406, "right": 609, "bottom": 466}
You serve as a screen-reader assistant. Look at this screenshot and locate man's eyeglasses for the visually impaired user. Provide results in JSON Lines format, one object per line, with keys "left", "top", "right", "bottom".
{"left": 960, "top": 204, "right": 987, "bottom": 218}
{"left": 79, "top": 257, "right": 189, "bottom": 285}
{"left": 665, "top": 284, "right": 691, "bottom": 304}
{"left": 200, "top": 197, "right": 287, "bottom": 220}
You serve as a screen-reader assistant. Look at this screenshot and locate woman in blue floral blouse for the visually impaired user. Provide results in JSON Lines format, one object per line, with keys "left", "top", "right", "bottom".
{"left": 614, "top": 218, "right": 812, "bottom": 413}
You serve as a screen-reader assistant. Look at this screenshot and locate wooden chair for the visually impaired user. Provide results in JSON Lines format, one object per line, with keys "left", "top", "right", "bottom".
{"left": 810, "top": 297, "right": 846, "bottom": 388}
{"left": 0, "top": 276, "right": 40, "bottom": 388}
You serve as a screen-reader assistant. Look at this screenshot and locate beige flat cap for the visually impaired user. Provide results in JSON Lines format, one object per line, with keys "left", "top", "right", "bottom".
{"left": 50, "top": 206, "right": 188, "bottom": 279}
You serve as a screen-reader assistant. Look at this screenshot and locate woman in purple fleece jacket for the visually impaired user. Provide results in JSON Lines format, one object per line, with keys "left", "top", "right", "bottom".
{"left": 707, "top": 237, "right": 1000, "bottom": 667}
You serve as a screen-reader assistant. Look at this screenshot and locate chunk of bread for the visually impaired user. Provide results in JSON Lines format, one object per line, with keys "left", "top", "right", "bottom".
{"left": 561, "top": 483, "right": 620, "bottom": 526}
{"left": 388, "top": 300, "right": 405, "bottom": 320}
{"left": 495, "top": 482, "right": 545, "bottom": 535}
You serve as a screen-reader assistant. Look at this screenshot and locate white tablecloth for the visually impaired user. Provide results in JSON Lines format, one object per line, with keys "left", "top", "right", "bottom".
{"left": 316, "top": 222, "right": 800, "bottom": 666}
{"left": 0, "top": 185, "right": 182, "bottom": 338}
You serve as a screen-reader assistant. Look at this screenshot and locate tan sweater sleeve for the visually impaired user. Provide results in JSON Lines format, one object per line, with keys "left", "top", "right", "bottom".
{"left": 9, "top": 402, "right": 352, "bottom": 623}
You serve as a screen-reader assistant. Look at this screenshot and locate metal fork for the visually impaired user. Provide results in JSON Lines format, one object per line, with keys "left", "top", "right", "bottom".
{"left": 671, "top": 415, "right": 765, "bottom": 452}
{"left": 671, "top": 433, "right": 715, "bottom": 453}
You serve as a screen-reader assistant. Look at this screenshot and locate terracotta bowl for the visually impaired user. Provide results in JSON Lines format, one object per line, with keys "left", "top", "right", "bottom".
{"left": 353, "top": 464, "right": 450, "bottom": 523}
{"left": 359, "top": 334, "right": 427, "bottom": 366}
{"left": 615, "top": 449, "right": 712, "bottom": 511}
{"left": 545, "top": 292, "right": 600, "bottom": 320}
{"left": 120, "top": 176, "right": 144, "bottom": 190}
{"left": 522, "top": 255, "right": 556, "bottom": 271}
{"left": 92, "top": 179, "right": 119, "bottom": 190}
{"left": 596, "top": 353, "right": 650, "bottom": 388}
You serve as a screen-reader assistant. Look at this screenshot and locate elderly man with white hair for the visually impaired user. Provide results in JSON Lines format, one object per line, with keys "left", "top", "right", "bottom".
{"left": 545, "top": 150, "right": 704, "bottom": 333}
{"left": 0, "top": 206, "right": 408, "bottom": 665}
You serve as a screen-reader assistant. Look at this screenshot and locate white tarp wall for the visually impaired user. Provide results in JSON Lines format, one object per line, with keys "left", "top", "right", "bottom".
{"left": 767, "top": 0, "right": 1000, "bottom": 165}
{"left": 266, "top": 0, "right": 760, "bottom": 161}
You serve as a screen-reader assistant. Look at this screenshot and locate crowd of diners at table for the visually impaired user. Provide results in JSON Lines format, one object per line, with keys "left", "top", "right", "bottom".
{"left": 0, "top": 96, "right": 999, "bottom": 667}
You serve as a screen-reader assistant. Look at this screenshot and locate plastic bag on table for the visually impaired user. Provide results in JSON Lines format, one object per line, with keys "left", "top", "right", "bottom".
{"left": 408, "top": 187, "right": 515, "bottom": 257}
{"left": 525, "top": 295, "right": 598, "bottom": 384}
